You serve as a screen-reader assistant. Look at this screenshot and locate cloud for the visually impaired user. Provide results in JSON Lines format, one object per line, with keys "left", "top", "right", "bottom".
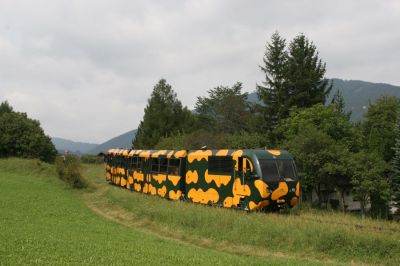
{"left": 0, "top": 0, "right": 399, "bottom": 142}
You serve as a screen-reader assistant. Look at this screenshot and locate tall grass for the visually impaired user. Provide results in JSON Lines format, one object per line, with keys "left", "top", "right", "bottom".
{"left": 2, "top": 158, "right": 310, "bottom": 265}
{"left": 83, "top": 164, "right": 400, "bottom": 265}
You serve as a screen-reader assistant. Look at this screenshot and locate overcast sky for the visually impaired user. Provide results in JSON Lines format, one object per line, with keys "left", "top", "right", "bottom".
{"left": 0, "top": 0, "right": 399, "bottom": 143}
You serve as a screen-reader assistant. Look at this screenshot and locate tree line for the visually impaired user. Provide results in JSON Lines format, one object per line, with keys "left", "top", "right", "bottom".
{"left": 0, "top": 101, "right": 57, "bottom": 163}
{"left": 133, "top": 32, "right": 400, "bottom": 219}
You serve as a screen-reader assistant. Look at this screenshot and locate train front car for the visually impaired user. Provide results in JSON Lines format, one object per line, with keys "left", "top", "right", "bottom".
{"left": 248, "top": 150, "right": 300, "bottom": 210}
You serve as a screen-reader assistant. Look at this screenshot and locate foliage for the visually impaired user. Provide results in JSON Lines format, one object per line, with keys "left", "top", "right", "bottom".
{"left": 55, "top": 154, "right": 86, "bottom": 188}
{"left": 286, "top": 34, "right": 332, "bottom": 108}
{"left": 257, "top": 32, "right": 331, "bottom": 134}
{"left": 0, "top": 101, "right": 57, "bottom": 163}
{"left": 274, "top": 104, "right": 358, "bottom": 206}
{"left": 391, "top": 112, "right": 400, "bottom": 209}
{"left": 133, "top": 79, "right": 196, "bottom": 149}
{"left": 133, "top": 79, "right": 195, "bottom": 149}
{"left": 80, "top": 154, "right": 103, "bottom": 164}
{"left": 195, "top": 82, "right": 253, "bottom": 133}
{"left": 256, "top": 32, "right": 288, "bottom": 130}
{"left": 362, "top": 95, "right": 400, "bottom": 162}
{"left": 156, "top": 130, "right": 268, "bottom": 150}
{"left": 350, "top": 151, "right": 390, "bottom": 218}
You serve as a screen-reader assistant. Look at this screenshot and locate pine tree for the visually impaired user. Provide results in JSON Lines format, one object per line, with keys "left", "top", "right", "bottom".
{"left": 330, "top": 89, "right": 351, "bottom": 119}
{"left": 133, "top": 79, "right": 195, "bottom": 149}
{"left": 257, "top": 32, "right": 288, "bottom": 131}
{"left": 286, "top": 34, "right": 331, "bottom": 108}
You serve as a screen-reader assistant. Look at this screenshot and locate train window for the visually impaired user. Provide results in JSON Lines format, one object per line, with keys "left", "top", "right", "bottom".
{"left": 259, "top": 159, "right": 296, "bottom": 181}
{"left": 276, "top": 160, "right": 296, "bottom": 180}
{"left": 208, "top": 156, "right": 233, "bottom": 175}
{"left": 159, "top": 158, "right": 168, "bottom": 173}
{"left": 168, "top": 159, "right": 180, "bottom": 175}
{"left": 137, "top": 157, "right": 143, "bottom": 172}
{"left": 151, "top": 158, "right": 159, "bottom": 173}
{"left": 130, "top": 156, "right": 137, "bottom": 170}
{"left": 259, "top": 160, "right": 279, "bottom": 181}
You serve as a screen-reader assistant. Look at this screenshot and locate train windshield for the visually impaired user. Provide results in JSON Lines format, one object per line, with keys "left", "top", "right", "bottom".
{"left": 259, "top": 159, "right": 297, "bottom": 182}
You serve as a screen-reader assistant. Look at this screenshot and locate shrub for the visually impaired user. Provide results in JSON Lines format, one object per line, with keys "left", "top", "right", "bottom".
{"left": 80, "top": 154, "right": 103, "bottom": 164}
{"left": 55, "top": 155, "right": 86, "bottom": 188}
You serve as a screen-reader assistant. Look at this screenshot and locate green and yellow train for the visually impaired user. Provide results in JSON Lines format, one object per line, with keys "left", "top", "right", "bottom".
{"left": 104, "top": 149, "right": 300, "bottom": 211}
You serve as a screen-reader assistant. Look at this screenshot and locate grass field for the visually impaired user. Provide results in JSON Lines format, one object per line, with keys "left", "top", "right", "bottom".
{"left": 0, "top": 158, "right": 324, "bottom": 265}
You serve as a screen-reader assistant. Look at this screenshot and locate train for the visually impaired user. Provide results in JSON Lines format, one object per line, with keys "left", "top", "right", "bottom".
{"left": 104, "top": 148, "right": 300, "bottom": 211}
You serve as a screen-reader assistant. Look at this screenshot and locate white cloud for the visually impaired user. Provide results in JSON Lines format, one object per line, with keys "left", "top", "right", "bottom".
{"left": 0, "top": 0, "right": 399, "bottom": 142}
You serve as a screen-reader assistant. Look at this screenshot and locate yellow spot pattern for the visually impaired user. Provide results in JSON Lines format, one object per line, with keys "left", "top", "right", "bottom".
{"left": 296, "top": 181, "right": 300, "bottom": 197}
{"left": 216, "top": 149, "right": 229, "bottom": 156}
{"left": 174, "top": 150, "right": 187, "bottom": 158}
{"left": 267, "top": 150, "right": 281, "bottom": 156}
{"left": 232, "top": 178, "right": 251, "bottom": 196}
{"left": 153, "top": 174, "right": 167, "bottom": 184}
{"left": 249, "top": 200, "right": 270, "bottom": 210}
{"left": 186, "top": 170, "right": 198, "bottom": 184}
{"left": 290, "top": 197, "right": 298, "bottom": 206}
{"left": 128, "top": 176, "right": 134, "bottom": 184}
{"left": 157, "top": 185, "right": 167, "bottom": 197}
{"left": 188, "top": 150, "right": 212, "bottom": 163}
{"left": 168, "top": 175, "right": 181, "bottom": 186}
{"left": 166, "top": 151, "right": 174, "bottom": 158}
{"left": 151, "top": 150, "right": 167, "bottom": 158}
{"left": 254, "top": 179, "right": 270, "bottom": 198}
{"left": 120, "top": 177, "right": 127, "bottom": 187}
{"left": 204, "top": 170, "right": 231, "bottom": 188}
{"left": 134, "top": 183, "right": 141, "bottom": 192}
{"left": 149, "top": 184, "right": 157, "bottom": 195}
{"left": 188, "top": 188, "right": 219, "bottom": 204}
{"left": 169, "top": 190, "right": 182, "bottom": 200}
{"left": 133, "top": 172, "right": 145, "bottom": 182}
{"left": 271, "top": 182, "right": 289, "bottom": 200}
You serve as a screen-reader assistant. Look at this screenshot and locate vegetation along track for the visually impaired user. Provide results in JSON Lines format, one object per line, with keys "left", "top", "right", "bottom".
{"left": 82, "top": 164, "right": 400, "bottom": 266}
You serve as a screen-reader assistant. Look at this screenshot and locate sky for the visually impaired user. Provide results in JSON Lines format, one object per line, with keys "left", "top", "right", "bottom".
{"left": 0, "top": 0, "right": 399, "bottom": 143}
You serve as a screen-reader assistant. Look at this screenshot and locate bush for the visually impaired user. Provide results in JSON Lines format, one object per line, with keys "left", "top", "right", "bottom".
{"left": 80, "top": 154, "right": 103, "bottom": 164}
{"left": 55, "top": 155, "right": 86, "bottom": 188}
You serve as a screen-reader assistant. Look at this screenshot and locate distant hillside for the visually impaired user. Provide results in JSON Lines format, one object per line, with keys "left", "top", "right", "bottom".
{"left": 88, "top": 129, "right": 137, "bottom": 154}
{"left": 329, "top": 79, "right": 400, "bottom": 120}
{"left": 248, "top": 78, "right": 400, "bottom": 121}
{"left": 52, "top": 137, "right": 98, "bottom": 154}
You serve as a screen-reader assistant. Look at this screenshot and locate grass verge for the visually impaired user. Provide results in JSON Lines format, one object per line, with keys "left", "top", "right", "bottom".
{"left": 83, "top": 163, "right": 400, "bottom": 266}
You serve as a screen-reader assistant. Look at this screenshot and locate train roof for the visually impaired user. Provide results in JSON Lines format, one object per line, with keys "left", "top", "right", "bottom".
{"left": 106, "top": 148, "right": 293, "bottom": 160}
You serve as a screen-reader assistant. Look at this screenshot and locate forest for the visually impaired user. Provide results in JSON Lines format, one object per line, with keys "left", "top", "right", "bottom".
{"left": 133, "top": 32, "right": 400, "bottom": 219}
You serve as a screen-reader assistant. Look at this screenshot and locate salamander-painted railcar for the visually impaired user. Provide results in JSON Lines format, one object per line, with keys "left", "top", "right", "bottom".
{"left": 104, "top": 149, "right": 300, "bottom": 211}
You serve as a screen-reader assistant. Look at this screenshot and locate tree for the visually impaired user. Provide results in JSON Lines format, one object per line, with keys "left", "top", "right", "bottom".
{"left": 391, "top": 112, "right": 400, "bottom": 210}
{"left": 0, "top": 101, "right": 57, "bottom": 163}
{"left": 0, "top": 100, "right": 13, "bottom": 114}
{"left": 286, "top": 34, "right": 332, "bottom": 108}
{"left": 257, "top": 32, "right": 288, "bottom": 130}
{"left": 195, "top": 82, "right": 252, "bottom": 134}
{"left": 133, "top": 79, "right": 195, "bottom": 149}
{"left": 351, "top": 151, "right": 390, "bottom": 218}
{"left": 330, "top": 89, "right": 351, "bottom": 119}
{"left": 362, "top": 95, "right": 400, "bottom": 162}
{"left": 257, "top": 32, "right": 331, "bottom": 137}
{"left": 274, "top": 104, "right": 359, "bottom": 207}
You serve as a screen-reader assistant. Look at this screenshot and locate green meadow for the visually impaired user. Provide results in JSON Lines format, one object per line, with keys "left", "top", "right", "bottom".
{"left": 1, "top": 158, "right": 399, "bottom": 265}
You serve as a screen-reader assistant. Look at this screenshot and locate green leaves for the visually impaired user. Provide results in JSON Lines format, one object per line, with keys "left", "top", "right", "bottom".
{"left": 0, "top": 101, "right": 57, "bottom": 163}
{"left": 133, "top": 79, "right": 196, "bottom": 149}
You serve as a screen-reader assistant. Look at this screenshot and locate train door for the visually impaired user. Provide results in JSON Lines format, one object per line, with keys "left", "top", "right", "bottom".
{"left": 142, "top": 157, "right": 153, "bottom": 194}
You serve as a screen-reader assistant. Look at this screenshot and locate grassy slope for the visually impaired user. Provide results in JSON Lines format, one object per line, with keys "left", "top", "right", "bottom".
{"left": 0, "top": 159, "right": 317, "bottom": 265}
{"left": 84, "top": 163, "right": 400, "bottom": 266}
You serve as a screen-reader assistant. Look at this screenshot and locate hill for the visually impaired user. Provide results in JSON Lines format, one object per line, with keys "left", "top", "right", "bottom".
{"left": 248, "top": 78, "right": 400, "bottom": 121}
{"left": 52, "top": 137, "right": 98, "bottom": 154}
{"left": 88, "top": 129, "right": 137, "bottom": 154}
